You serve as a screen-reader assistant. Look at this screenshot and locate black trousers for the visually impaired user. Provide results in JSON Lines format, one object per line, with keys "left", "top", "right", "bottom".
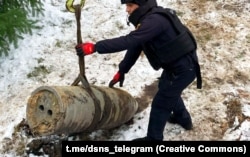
{"left": 147, "top": 55, "right": 196, "bottom": 140}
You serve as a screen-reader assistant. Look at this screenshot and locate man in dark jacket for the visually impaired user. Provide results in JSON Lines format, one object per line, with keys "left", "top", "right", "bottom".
{"left": 75, "top": 0, "right": 202, "bottom": 141}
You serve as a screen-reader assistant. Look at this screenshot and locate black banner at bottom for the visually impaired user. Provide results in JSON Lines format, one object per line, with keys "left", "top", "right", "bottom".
{"left": 62, "top": 141, "right": 249, "bottom": 156}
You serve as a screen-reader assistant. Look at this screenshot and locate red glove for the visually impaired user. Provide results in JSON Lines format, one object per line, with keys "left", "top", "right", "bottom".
{"left": 109, "top": 71, "right": 125, "bottom": 88}
{"left": 75, "top": 42, "right": 95, "bottom": 56}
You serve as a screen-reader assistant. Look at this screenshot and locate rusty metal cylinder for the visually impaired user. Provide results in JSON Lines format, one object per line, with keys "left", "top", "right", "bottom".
{"left": 26, "top": 85, "right": 138, "bottom": 136}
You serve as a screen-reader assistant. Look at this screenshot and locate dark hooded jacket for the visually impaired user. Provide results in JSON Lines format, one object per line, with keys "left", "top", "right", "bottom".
{"left": 94, "top": 0, "right": 202, "bottom": 88}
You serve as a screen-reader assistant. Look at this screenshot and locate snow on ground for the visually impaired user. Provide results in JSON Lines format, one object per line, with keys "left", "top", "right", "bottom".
{"left": 0, "top": 0, "right": 250, "bottom": 156}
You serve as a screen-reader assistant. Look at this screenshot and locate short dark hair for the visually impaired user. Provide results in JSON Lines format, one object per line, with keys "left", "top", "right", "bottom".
{"left": 121, "top": 0, "right": 135, "bottom": 4}
{"left": 121, "top": 0, "right": 148, "bottom": 6}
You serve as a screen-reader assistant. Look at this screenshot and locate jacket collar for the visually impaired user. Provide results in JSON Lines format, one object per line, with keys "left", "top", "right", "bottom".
{"left": 128, "top": 0, "right": 157, "bottom": 27}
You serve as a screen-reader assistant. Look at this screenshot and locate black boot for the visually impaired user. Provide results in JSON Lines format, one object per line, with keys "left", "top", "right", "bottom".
{"left": 132, "top": 136, "right": 161, "bottom": 141}
{"left": 168, "top": 113, "right": 193, "bottom": 130}
{"left": 132, "top": 137, "right": 149, "bottom": 141}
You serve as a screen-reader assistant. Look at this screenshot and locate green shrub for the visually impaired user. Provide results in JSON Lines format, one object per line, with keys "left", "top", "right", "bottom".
{"left": 0, "top": 0, "right": 44, "bottom": 57}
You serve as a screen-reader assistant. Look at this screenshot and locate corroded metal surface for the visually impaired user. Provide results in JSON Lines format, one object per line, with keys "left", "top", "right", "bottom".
{"left": 26, "top": 85, "right": 138, "bottom": 136}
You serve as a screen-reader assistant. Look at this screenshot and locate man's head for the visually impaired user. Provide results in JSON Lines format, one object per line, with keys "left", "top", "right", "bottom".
{"left": 121, "top": 0, "right": 148, "bottom": 6}
{"left": 122, "top": 0, "right": 141, "bottom": 15}
{"left": 122, "top": 0, "right": 158, "bottom": 26}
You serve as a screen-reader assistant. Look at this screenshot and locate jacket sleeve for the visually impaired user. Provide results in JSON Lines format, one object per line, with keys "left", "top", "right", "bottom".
{"left": 119, "top": 46, "right": 142, "bottom": 73}
{"left": 94, "top": 14, "right": 165, "bottom": 54}
{"left": 95, "top": 36, "right": 140, "bottom": 54}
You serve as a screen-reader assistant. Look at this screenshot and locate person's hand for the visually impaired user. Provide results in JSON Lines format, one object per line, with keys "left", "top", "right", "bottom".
{"left": 75, "top": 42, "right": 95, "bottom": 56}
{"left": 109, "top": 71, "right": 125, "bottom": 88}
